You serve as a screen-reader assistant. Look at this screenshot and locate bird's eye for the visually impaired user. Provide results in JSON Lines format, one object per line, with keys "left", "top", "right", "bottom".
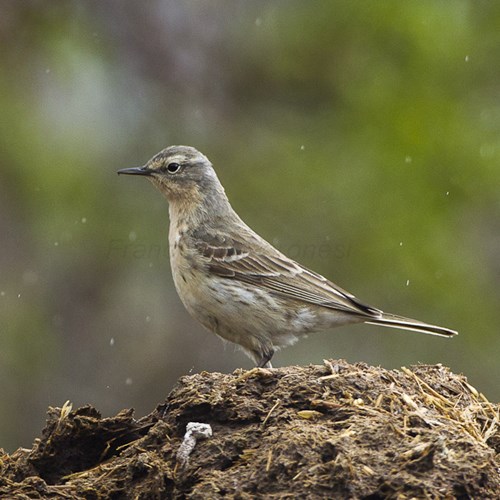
{"left": 166, "top": 162, "right": 181, "bottom": 174}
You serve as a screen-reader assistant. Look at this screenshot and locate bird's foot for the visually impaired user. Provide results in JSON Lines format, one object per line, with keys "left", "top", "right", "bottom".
{"left": 235, "top": 366, "right": 273, "bottom": 383}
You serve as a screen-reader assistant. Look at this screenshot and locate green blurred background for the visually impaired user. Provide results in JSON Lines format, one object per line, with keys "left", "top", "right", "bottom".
{"left": 1, "top": 0, "right": 499, "bottom": 452}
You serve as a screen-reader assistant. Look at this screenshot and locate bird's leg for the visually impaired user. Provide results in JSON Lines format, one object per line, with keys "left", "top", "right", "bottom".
{"left": 234, "top": 346, "right": 274, "bottom": 382}
{"left": 235, "top": 347, "right": 274, "bottom": 382}
{"left": 257, "top": 349, "right": 274, "bottom": 369}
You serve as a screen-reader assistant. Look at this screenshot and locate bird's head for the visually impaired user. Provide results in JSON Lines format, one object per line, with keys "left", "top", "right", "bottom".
{"left": 118, "top": 145, "right": 225, "bottom": 207}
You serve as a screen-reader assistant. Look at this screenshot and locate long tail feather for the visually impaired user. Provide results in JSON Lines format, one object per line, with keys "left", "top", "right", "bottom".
{"left": 365, "top": 312, "right": 457, "bottom": 338}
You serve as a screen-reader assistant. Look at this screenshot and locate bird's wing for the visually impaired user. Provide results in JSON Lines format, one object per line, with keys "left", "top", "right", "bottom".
{"left": 195, "top": 234, "right": 379, "bottom": 317}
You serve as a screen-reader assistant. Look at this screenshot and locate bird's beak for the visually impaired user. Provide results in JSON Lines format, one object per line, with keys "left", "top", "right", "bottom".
{"left": 117, "top": 165, "right": 152, "bottom": 176}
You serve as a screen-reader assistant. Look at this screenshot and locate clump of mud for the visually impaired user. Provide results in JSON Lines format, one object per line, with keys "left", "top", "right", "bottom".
{"left": 1, "top": 360, "right": 499, "bottom": 498}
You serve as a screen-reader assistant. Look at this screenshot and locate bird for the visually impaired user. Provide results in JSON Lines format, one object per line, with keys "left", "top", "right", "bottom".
{"left": 117, "top": 145, "right": 457, "bottom": 368}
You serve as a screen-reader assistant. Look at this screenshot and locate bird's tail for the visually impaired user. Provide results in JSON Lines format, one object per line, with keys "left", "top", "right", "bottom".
{"left": 365, "top": 312, "right": 457, "bottom": 338}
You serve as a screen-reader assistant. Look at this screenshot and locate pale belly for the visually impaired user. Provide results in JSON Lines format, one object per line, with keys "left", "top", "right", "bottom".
{"left": 172, "top": 264, "right": 295, "bottom": 349}
{"left": 171, "top": 259, "right": 357, "bottom": 357}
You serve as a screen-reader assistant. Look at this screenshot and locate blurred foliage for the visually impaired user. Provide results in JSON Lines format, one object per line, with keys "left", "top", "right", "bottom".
{"left": 1, "top": 0, "right": 499, "bottom": 451}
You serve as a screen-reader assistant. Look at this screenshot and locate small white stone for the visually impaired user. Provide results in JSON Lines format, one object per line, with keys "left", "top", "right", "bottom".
{"left": 176, "top": 422, "right": 213, "bottom": 467}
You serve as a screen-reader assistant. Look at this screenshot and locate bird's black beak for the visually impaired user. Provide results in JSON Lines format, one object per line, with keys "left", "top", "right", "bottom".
{"left": 117, "top": 166, "right": 152, "bottom": 176}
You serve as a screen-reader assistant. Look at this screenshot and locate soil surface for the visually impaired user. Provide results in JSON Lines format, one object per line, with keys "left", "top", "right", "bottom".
{"left": 1, "top": 360, "right": 499, "bottom": 499}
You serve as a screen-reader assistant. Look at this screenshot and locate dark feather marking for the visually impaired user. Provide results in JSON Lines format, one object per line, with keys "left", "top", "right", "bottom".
{"left": 193, "top": 232, "right": 378, "bottom": 317}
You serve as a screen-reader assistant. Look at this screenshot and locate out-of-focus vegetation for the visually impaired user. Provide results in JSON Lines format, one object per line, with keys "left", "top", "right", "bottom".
{"left": 1, "top": 0, "right": 499, "bottom": 451}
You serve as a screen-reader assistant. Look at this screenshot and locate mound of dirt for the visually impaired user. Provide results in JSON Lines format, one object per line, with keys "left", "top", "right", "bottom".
{"left": 1, "top": 360, "right": 499, "bottom": 498}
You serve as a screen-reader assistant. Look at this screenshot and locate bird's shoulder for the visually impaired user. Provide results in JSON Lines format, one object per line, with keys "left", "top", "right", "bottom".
{"left": 188, "top": 226, "right": 274, "bottom": 276}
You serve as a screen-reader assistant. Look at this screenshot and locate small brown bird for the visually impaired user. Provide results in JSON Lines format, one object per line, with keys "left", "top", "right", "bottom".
{"left": 118, "top": 146, "right": 457, "bottom": 368}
